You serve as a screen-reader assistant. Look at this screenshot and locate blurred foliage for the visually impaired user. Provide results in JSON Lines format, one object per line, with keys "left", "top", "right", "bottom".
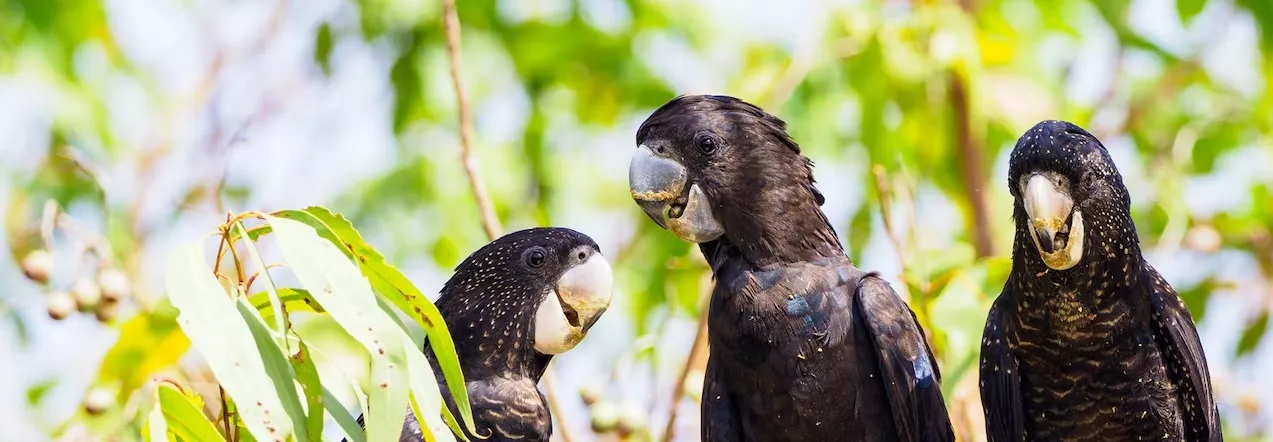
{"left": 3, "top": 0, "right": 1273, "bottom": 440}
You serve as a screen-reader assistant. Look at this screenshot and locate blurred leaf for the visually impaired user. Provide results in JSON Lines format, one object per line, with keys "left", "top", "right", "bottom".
{"left": 264, "top": 214, "right": 412, "bottom": 442}
{"left": 155, "top": 382, "right": 225, "bottom": 442}
{"left": 96, "top": 306, "right": 190, "bottom": 403}
{"left": 26, "top": 378, "right": 57, "bottom": 406}
{"left": 273, "top": 206, "right": 476, "bottom": 434}
{"left": 165, "top": 242, "right": 295, "bottom": 441}
{"left": 315, "top": 21, "right": 334, "bottom": 75}
{"left": 1176, "top": 276, "right": 1224, "bottom": 321}
{"left": 1236, "top": 310, "right": 1269, "bottom": 357}
{"left": 1177, "top": 0, "right": 1207, "bottom": 23}
{"left": 847, "top": 203, "right": 872, "bottom": 263}
{"left": 1237, "top": 0, "right": 1273, "bottom": 49}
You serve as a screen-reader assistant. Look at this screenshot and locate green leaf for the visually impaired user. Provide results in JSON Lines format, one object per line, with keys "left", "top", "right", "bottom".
{"left": 325, "top": 386, "right": 367, "bottom": 442}
{"left": 165, "top": 242, "right": 294, "bottom": 441}
{"left": 1177, "top": 0, "right": 1206, "bottom": 24}
{"left": 291, "top": 342, "right": 325, "bottom": 440}
{"left": 315, "top": 22, "right": 334, "bottom": 75}
{"left": 272, "top": 206, "right": 476, "bottom": 434}
{"left": 248, "top": 288, "right": 326, "bottom": 324}
{"left": 26, "top": 378, "right": 56, "bottom": 406}
{"left": 234, "top": 299, "right": 312, "bottom": 442}
{"left": 156, "top": 383, "right": 226, "bottom": 442}
{"left": 235, "top": 221, "right": 290, "bottom": 350}
{"left": 403, "top": 333, "right": 457, "bottom": 442}
{"left": 1236, "top": 311, "right": 1269, "bottom": 357}
{"left": 264, "top": 214, "right": 411, "bottom": 442}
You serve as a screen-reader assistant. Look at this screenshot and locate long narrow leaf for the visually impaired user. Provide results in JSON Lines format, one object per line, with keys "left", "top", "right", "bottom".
{"left": 156, "top": 383, "right": 225, "bottom": 442}
{"left": 248, "top": 288, "right": 325, "bottom": 324}
{"left": 291, "top": 342, "right": 325, "bottom": 439}
{"left": 234, "top": 221, "right": 290, "bottom": 349}
{"left": 274, "top": 207, "right": 475, "bottom": 433}
{"left": 264, "top": 215, "right": 411, "bottom": 442}
{"left": 325, "top": 386, "right": 366, "bottom": 442}
{"left": 235, "top": 300, "right": 312, "bottom": 442}
{"left": 403, "top": 333, "right": 456, "bottom": 442}
{"left": 164, "top": 242, "right": 293, "bottom": 441}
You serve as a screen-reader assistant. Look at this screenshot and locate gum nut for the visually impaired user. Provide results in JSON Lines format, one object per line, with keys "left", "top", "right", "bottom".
{"left": 71, "top": 280, "right": 101, "bottom": 312}
{"left": 97, "top": 269, "right": 130, "bottom": 302}
{"left": 590, "top": 400, "right": 618, "bottom": 433}
{"left": 21, "top": 249, "right": 52, "bottom": 283}
{"left": 83, "top": 388, "right": 114, "bottom": 415}
{"left": 47, "top": 291, "right": 75, "bottom": 320}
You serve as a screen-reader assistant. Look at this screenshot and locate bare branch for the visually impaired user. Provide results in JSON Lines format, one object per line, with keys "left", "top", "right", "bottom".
{"left": 948, "top": 71, "right": 993, "bottom": 258}
{"left": 663, "top": 298, "right": 711, "bottom": 442}
{"left": 442, "top": 0, "right": 502, "bottom": 240}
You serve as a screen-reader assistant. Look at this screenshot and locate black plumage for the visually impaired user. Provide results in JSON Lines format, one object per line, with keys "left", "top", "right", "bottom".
{"left": 980, "top": 120, "right": 1221, "bottom": 441}
{"left": 352, "top": 227, "right": 612, "bottom": 442}
{"left": 629, "top": 95, "right": 954, "bottom": 441}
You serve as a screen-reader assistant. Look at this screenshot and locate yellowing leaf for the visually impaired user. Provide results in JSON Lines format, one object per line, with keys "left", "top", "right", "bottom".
{"left": 155, "top": 382, "right": 225, "bottom": 442}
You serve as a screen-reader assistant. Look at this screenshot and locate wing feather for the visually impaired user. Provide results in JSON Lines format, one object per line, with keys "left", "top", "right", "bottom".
{"left": 979, "top": 287, "right": 1025, "bottom": 442}
{"left": 1142, "top": 264, "right": 1222, "bottom": 441}
{"left": 855, "top": 274, "right": 955, "bottom": 442}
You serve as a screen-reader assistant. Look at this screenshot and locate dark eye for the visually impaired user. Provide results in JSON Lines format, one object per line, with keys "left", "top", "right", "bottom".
{"left": 695, "top": 134, "right": 717, "bottom": 154}
{"left": 526, "top": 248, "right": 547, "bottom": 268}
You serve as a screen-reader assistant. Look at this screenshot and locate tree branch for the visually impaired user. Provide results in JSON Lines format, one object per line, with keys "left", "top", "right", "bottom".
{"left": 948, "top": 70, "right": 993, "bottom": 258}
{"left": 662, "top": 296, "right": 711, "bottom": 442}
{"left": 442, "top": 0, "right": 502, "bottom": 240}
{"left": 441, "top": 2, "right": 580, "bottom": 441}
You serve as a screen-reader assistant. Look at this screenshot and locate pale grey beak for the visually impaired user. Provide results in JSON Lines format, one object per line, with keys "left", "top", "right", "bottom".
{"left": 1022, "top": 173, "right": 1085, "bottom": 270}
{"left": 628, "top": 144, "right": 724, "bottom": 243}
{"left": 534, "top": 253, "right": 615, "bottom": 355}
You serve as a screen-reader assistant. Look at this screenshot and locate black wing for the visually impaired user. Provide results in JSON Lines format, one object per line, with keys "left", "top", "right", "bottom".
{"left": 1142, "top": 264, "right": 1222, "bottom": 441}
{"left": 855, "top": 274, "right": 955, "bottom": 442}
{"left": 979, "top": 285, "right": 1025, "bottom": 442}
{"left": 701, "top": 353, "right": 743, "bottom": 442}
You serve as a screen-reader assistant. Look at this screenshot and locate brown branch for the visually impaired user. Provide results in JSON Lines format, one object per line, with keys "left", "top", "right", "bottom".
{"left": 948, "top": 70, "right": 993, "bottom": 258}
{"left": 540, "top": 369, "right": 577, "bottom": 442}
{"left": 442, "top": 0, "right": 502, "bottom": 241}
{"left": 439, "top": 2, "right": 579, "bottom": 440}
{"left": 662, "top": 297, "right": 711, "bottom": 442}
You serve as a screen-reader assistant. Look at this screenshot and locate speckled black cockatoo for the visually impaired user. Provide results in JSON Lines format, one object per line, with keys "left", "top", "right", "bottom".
{"left": 979, "top": 120, "right": 1222, "bottom": 441}
{"left": 351, "top": 227, "right": 614, "bottom": 442}
{"left": 628, "top": 95, "right": 954, "bottom": 441}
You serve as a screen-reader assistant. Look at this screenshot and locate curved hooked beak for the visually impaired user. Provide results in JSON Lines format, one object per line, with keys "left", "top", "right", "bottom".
{"left": 534, "top": 253, "right": 614, "bottom": 354}
{"left": 628, "top": 144, "right": 724, "bottom": 243}
{"left": 1022, "top": 173, "right": 1085, "bottom": 270}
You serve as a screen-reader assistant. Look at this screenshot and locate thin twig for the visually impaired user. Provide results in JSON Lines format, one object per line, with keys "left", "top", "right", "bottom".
{"left": 219, "top": 386, "right": 233, "bottom": 439}
{"left": 441, "top": 1, "right": 575, "bottom": 440}
{"left": 442, "top": 0, "right": 502, "bottom": 240}
{"left": 662, "top": 297, "right": 711, "bottom": 442}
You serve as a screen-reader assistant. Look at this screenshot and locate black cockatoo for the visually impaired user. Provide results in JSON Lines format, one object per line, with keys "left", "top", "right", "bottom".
{"left": 352, "top": 227, "right": 614, "bottom": 442}
{"left": 628, "top": 95, "right": 954, "bottom": 441}
{"left": 979, "top": 120, "right": 1222, "bottom": 441}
